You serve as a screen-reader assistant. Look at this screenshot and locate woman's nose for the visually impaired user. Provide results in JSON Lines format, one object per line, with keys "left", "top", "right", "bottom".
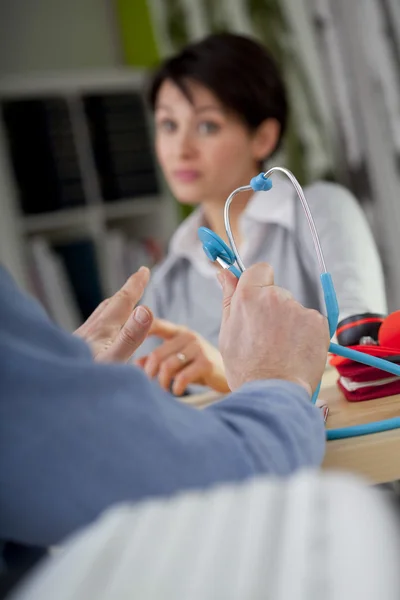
{"left": 176, "top": 129, "right": 198, "bottom": 159}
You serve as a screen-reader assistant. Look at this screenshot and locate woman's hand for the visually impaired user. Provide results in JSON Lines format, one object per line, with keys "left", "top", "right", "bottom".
{"left": 136, "top": 319, "right": 230, "bottom": 395}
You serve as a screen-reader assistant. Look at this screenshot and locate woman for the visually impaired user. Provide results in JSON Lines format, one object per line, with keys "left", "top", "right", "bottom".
{"left": 135, "top": 33, "right": 387, "bottom": 395}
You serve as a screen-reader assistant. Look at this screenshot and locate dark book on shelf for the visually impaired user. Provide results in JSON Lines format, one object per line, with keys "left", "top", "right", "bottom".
{"left": 53, "top": 238, "right": 104, "bottom": 320}
{"left": 0, "top": 97, "right": 85, "bottom": 215}
{"left": 83, "top": 92, "right": 160, "bottom": 202}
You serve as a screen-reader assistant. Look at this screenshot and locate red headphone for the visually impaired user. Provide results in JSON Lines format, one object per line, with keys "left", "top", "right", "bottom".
{"left": 336, "top": 311, "right": 400, "bottom": 352}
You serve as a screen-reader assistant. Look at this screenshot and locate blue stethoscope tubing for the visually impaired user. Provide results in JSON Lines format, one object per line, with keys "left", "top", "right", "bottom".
{"left": 198, "top": 167, "right": 400, "bottom": 441}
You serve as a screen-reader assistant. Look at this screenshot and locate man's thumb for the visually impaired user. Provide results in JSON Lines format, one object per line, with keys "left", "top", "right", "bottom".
{"left": 97, "top": 306, "right": 153, "bottom": 363}
{"left": 218, "top": 269, "right": 238, "bottom": 326}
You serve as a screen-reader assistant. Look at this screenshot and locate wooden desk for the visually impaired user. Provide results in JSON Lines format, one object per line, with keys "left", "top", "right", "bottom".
{"left": 319, "top": 369, "right": 400, "bottom": 483}
{"left": 183, "top": 369, "right": 400, "bottom": 484}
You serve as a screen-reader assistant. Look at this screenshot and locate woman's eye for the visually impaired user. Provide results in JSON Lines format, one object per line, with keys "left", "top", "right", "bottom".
{"left": 157, "top": 119, "right": 177, "bottom": 133}
{"left": 198, "top": 121, "right": 220, "bottom": 134}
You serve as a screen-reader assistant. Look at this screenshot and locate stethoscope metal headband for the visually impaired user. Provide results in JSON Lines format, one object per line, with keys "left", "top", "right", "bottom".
{"left": 224, "top": 167, "right": 327, "bottom": 275}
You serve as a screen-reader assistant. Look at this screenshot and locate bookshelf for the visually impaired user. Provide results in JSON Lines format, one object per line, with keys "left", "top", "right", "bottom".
{"left": 0, "top": 68, "right": 178, "bottom": 329}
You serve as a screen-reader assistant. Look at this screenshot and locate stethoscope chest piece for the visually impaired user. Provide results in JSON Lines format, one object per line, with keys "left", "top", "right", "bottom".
{"left": 198, "top": 226, "right": 237, "bottom": 266}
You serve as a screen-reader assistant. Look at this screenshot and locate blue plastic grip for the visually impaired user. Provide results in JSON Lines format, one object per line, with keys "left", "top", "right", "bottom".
{"left": 250, "top": 173, "right": 273, "bottom": 192}
{"left": 312, "top": 273, "right": 339, "bottom": 404}
{"left": 321, "top": 273, "right": 339, "bottom": 338}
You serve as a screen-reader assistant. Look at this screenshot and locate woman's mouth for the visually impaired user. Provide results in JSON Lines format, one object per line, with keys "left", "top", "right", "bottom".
{"left": 172, "top": 170, "right": 201, "bottom": 183}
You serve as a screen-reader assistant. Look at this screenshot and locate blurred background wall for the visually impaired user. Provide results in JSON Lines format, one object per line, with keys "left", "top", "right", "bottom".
{"left": 0, "top": 0, "right": 121, "bottom": 74}
{"left": 0, "top": 0, "right": 400, "bottom": 328}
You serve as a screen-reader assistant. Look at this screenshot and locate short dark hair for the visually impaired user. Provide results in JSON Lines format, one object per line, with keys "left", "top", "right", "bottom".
{"left": 147, "top": 33, "right": 288, "bottom": 156}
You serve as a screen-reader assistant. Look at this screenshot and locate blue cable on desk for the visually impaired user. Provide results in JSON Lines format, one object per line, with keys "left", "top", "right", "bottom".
{"left": 317, "top": 274, "right": 400, "bottom": 441}
{"left": 327, "top": 418, "right": 400, "bottom": 440}
{"left": 329, "top": 343, "right": 400, "bottom": 376}
{"left": 326, "top": 343, "right": 400, "bottom": 440}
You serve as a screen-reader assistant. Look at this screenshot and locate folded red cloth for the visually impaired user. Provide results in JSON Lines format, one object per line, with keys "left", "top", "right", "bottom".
{"left": 329, "top": 345, "right": 400, "bottom": 402}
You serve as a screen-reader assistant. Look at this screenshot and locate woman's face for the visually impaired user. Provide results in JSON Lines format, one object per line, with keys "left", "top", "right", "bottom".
{"left": 154, "top": 79, "right": 262, "bottom": 206}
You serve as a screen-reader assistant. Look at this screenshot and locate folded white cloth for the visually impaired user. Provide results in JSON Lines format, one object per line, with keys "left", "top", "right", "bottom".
{"left": 11, "top": 471, "right": 400, "bottom": 600}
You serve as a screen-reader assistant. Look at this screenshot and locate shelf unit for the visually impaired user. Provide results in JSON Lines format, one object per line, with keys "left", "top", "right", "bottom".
{"left": 0, "top": 68, "right": 178, "bottom": 318}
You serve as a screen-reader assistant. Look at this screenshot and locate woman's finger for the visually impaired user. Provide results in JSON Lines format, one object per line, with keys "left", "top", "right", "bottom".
{"left": 172, "top": 362, "right": 203, "bottom": 396}
{"left": 144, "top": 334, "right": 190, "bottom": 378}
{"left": 148, "top": 318, "right": 183, "bottom": 340}
{"left": 134, "top": 356, "right": 148, "bottom": 369}
{"left": 157, "top": 347, "right": 196, "bottom": 391}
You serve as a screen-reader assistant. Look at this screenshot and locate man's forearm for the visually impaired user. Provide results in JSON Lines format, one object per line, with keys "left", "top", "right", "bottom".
{"left": 1, "top": 362, "right": 324, "bottom": 548}
{"left": 208, "top": 380, "right": 326, "bottom": 473}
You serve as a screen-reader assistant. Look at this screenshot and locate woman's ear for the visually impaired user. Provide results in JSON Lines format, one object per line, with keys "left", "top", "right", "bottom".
{"left": 251, "top": 118, "right": 281, "bottom": 162}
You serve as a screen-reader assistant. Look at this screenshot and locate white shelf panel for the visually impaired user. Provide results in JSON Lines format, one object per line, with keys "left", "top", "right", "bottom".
{"left": 20, "top": 206, "right": 95, "bottom": 234}
{"left": 19, "top": 197, "right": 165, "bottom": 234}
{"left": 0, "top": 68, "right": 148, "bottom": 98}
{"left": 103, "top": 197, "right": 163, "bottom": 220}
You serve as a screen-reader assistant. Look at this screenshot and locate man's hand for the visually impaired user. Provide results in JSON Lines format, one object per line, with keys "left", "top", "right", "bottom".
{"left": 136, "top": 319, "right": 230, "bottom": 396}
{"left": 75, "top": 267, "right": 153, "bottom": 363}
{"left": 218, "top": 264, "right": 330, "bottom": 395}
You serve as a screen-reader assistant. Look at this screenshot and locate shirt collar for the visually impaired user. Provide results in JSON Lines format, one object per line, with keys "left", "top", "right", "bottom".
{"left": 169, "top": 207, "right": 208, "bottom": 266}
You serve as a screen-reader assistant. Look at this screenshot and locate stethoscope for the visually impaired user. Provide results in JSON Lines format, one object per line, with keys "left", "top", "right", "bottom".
{"left": 198, "top": 167, "right": 400, "bottom": 441}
